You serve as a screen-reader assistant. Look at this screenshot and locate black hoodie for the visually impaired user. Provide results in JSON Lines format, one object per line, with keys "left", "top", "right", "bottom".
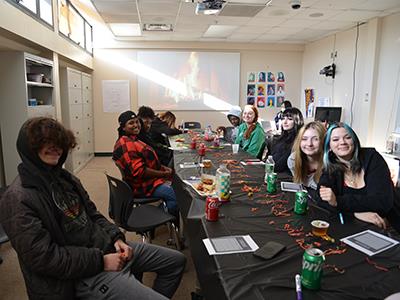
{"left": 0, "top": 120, "right": 124, "bottom": 299}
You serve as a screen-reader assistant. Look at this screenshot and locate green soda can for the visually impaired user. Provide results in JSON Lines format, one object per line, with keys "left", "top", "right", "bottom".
{"left": 294, "top": 190, "right": 308, "bottom": 214}
{"left": 266, "top": 172, "right": 277, "bottom": 194}
{"left": 301, "top": 248, "right": 325, "bottom": 290}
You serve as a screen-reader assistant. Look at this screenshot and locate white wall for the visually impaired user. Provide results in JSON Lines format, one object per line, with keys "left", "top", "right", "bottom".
{"left": 301, "top": 13, "right": 400, "bottom": 149}
{"left": 93, "top": 44, "right": 304, "bottom": 152}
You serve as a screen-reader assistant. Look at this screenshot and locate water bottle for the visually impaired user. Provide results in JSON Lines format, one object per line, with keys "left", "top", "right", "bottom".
{"left": 216, "top": 164, "right": 231, "bottom": 202}
{"left": 264, "top": 155, "right": 275, "bottom": 183}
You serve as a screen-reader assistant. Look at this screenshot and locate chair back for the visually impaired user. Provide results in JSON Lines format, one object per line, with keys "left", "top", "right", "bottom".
{"left": 105, "top": 174, "right": 135, "bottom": 228}
{"left": 184, "top": 121, "right": 201, "bottom": 129}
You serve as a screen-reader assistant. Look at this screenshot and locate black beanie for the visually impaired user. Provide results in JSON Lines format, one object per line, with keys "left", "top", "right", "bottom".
{"left": 118, "top": 110, "right": 137, "bottom": 127}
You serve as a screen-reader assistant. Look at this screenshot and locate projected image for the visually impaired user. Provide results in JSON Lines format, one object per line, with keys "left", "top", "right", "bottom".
{"left": 247, "top": 97, "right": 255, "bottom": 105}
{"left": 137, "top": 51, "right": 240, "bottom": 111}
{"left": 277, "top": 96, "right": 285, "bottom": 107}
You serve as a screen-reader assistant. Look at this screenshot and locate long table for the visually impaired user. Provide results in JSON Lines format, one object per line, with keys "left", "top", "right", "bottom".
{"left": 171, "top": 136, "right": 400, "bottom": 300}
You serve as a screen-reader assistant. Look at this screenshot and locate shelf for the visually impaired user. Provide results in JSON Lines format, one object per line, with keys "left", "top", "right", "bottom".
{"left": 27, "top": 81, "right": 53, "bottom": 88}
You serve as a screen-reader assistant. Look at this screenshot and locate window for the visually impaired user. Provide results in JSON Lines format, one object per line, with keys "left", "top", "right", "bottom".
{"left": 58, "top": 0, "right": 93, "bottom": 54}
{"left": 8, "top": 0, "right": 53, "bottom": 26}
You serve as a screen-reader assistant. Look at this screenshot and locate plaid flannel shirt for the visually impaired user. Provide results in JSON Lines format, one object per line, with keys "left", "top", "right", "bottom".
{"left": 112, "top": 135, "right": 164, "bottom": 197}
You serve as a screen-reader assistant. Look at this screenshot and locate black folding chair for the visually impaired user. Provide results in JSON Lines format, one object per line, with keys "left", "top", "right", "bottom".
{"left": 105, "top": 174, "right": 182, "bottom": 249}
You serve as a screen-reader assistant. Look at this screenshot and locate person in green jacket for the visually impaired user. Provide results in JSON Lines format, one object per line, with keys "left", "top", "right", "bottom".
{"left": 235, "top": 105, "right": 266, "bottom": 157}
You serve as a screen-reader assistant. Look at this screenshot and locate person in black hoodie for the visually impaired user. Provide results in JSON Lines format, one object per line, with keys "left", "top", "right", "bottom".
{"left": 0, "top": 117, "right": 185, "bottom": 300}
{"left": 150, "top": 111, "right": 182, "bottom": 166}
{"left": 264, "top": 107, "right": 304, "bottom": 173}
{"left": 318, "top": 122, "right": 400, "bottom": 233}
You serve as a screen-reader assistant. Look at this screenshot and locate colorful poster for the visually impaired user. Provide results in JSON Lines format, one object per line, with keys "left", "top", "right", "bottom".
{"left": 248, "top": 72, "right": 256, "bottom": 83}
{"left": 247, "top": 84, "right": 255, "bottom": 96}
{"left": 267, "top": 96, "right": 275, "bottom": 107}
{"left": 276, "top": 84, "right": 285, "bottom": 96}
{"left": 305, "top": 88, "right": 315, "bottom": 118}
{"left": 257, "top": 96, "right": 265, "bottom": 108}
{"left": 257, "top": 84, "right": 265, "bottom": 96}
{"left": 258, "top": 72, "right": 266, "bottom": 83}
{"left": 267, "top": 84, "right": 275, "bottom": 96}
{"left": 267, "top": 72, "right": 275, "bottom": 82}
{"left": 247, "top": 97, "right": 255, "bottom": 105}
{"left": 277, "top": 72, "right": 285, "bottom": 82}
{"left": 277, "top": 96, "right": 285, "bottom": 107}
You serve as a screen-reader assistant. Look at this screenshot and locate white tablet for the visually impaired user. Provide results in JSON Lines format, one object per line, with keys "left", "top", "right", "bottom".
{"left": 341, "top": 230, "right": 399, "bottom": 256}
{"left": 280, "top": 182, "right": 303, "bottom": 192}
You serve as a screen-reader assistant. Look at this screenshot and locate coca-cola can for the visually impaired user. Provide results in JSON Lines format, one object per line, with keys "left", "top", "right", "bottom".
{"left": 205, "top": 196, "right": 219, "bottom": 221}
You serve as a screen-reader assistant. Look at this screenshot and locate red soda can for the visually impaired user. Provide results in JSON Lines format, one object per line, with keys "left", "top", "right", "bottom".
{"left": 205, "top": 196, "right": 219, "bottom": 221}
{"left": 190, "top": 140, "right": 197, "bottom": 149}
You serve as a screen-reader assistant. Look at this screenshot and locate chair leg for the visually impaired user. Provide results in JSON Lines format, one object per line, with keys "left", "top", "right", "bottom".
{"left": 0, "top": 255, "right": 3, "bottom": 265}
{"left": 167, "top": 222, "right": 182, "bottom": 251}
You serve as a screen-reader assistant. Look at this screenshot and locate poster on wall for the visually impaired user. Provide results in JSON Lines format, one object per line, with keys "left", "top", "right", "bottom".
{"left": 257, "top": 96, "right": 265, "bottom": 108}
{"left": 248, "top": 72, "right": 256, "bottom": 83}
{"left": 246, "top": 71, "right": 285, "bottom": 108}
{"left": 247, "top": 84, "right": 255, "bottom": 96}
{"left": 102, "top": 80, "right": 130, "bottom": 113}
{"left": 267, "top": 96, "right": 275, "bottom": 107}
{"left": 247, "top": 97, "right": 255, "bottom": 105}
{"left": 305, "top": 88, "right": 315, "bottom": 118}
{"left": 257, "top": 84, "right": 265, "bottom": 96}
{"left": 258, "top": 72, "right": 266, "bottom": 82}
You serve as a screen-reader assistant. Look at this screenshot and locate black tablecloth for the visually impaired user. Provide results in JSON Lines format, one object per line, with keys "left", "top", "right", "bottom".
{"left": 171, "top": 136, "right": 400, "bottom": 300}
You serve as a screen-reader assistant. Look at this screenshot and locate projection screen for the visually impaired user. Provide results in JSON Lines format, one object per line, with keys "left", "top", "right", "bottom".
{"left": 137, "top": 51, "right": 240, "bottom": 111}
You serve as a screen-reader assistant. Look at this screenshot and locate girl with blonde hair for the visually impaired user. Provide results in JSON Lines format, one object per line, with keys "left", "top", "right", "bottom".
{"left": 287, "top": 121, "right": 326, "bottom": 190}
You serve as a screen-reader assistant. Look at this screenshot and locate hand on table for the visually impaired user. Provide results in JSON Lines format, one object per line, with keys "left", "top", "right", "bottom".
{"left": 319, "top": 186, "right": 337, "bottom": 207}
{"left": 354, "top": 212, "right": 387, "bottom": 229}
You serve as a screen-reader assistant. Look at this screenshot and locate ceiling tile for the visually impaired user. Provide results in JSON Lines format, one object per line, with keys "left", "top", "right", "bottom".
{"left": 313, "top": 20, "right": 356, "bottom": 30}
{"left": 293, "top": 7, "right": 344, "bottom": 20}
{"left": 101, "top": 14, "right": 140, "bottom": 23}
{"left": 246, "top": 16, "right": 287, "bottom": 26}
{"left": 203, "top": 25, "right": 238, "bottom": 37}
{"left": 312, "top": 0, "right": 368, "bottom": 10}
{"left": 279, "top": 18, "right": 321, "bottom": 27}
{"left": 332, "top": 10, "right": 382, "bottom": 21}
{"left": 362, "top": 0, "right": 400, "bottom": 11}
{"left": 266, "top": 26, "right": 303, "bottom": 35}
{"left": 93, "top": 1, "right": 137, "bottom": 14}
{"left": 216, "top": 16, "right": 252, "bottom": 25}
{"left": 140, "top": 15, "right": 176, "bottom": 23}
{"left": 138, "top": 2, "right": 179, "bottom": 15}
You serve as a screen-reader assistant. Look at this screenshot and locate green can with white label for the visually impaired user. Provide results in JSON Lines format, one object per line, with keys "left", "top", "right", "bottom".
{"left": 294, "top": 190, "right": 308, "bottom": 214}
{"left": 301, "top": 248, "right": 325, "bottom": 290}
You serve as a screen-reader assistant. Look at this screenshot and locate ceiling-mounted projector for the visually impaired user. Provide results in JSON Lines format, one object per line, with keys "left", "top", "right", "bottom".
{"left": 195, "top": 0, "right": 225, "bottom": 15}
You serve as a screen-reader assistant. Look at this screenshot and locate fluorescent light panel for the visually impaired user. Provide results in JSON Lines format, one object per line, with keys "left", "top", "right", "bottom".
{"left": 109, "top": 23, "right": 141, "bottom": 36}
{"left": 203, "top": 25, "right": 237, "bottom": 38}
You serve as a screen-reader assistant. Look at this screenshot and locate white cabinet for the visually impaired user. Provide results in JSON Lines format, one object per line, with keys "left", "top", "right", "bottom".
{"left": 0, "top": 52, "right": 55, "bottom": 185}
{"left": 60, "top": 67, "right": 93, "bottom": 174}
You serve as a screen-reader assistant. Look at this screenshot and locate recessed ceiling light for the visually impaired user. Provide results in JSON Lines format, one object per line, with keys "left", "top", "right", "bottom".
{"left": 109, "top": 23, "right": 141, "bottom": 36}
{"left": 309, "top": 12, "right": 324, "bottom": 18}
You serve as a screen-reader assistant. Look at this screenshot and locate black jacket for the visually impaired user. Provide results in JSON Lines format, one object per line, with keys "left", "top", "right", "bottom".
{"left": 149, "top": 117, "right": 181, "bottom": 165}
{"left": 317, "top": 148, "right": 400, "bottom": 232}
{"left": 0, "top": 122, "right": 124, "bottom": 299}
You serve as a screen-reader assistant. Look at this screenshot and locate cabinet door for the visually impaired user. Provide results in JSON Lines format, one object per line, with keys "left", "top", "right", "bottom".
{"left": 83, "top": 103, "right": 93, "bottom": 119}
{"left": 82, "top": 74, "right": 92, "bottom": 90}
{"left": 82, "top": 89, "right": 92, "bottom": 104}
{"left": 83, "top": 118, "right": 93, "bottom": 133}
{"left": 70, "top": 119, "right": 83, "bottom": 140}
{"left": 68, "top": 88, "right": 82, "bottom": 105}
{"left": 67, "top": 69, "right": 82, "bottom": 89}
{"left": 69, "top": 104, "right": 83, "bottom": 121}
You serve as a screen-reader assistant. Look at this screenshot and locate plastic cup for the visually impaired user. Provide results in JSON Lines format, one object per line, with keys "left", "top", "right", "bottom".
{"left": 232, "top": 144, "right": 239, "bottom": 154}
{"left": 203, "top": 159, "right": 212, "bottom": 168}
{"left": 311, "top": 220, "right": 330, "bottom": 236}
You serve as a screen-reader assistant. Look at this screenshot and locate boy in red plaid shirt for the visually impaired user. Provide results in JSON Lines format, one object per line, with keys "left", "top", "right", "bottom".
{"left": 113, "top": 111, "right": 178, "bottom": 219}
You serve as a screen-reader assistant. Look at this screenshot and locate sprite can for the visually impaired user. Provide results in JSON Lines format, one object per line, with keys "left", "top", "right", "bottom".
{"left": 301, "top": 248, "right": 325, "bottom": 290}
{"left": 294, "top": 190, "right": 308, "bottom": 214}
{"left": 266, "top": 172, "right": 277, "bottom": 194}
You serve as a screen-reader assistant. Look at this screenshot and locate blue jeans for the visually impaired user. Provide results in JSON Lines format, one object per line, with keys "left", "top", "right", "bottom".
{"left": 152, "top": 184, "right": 178, "bottom": 217}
